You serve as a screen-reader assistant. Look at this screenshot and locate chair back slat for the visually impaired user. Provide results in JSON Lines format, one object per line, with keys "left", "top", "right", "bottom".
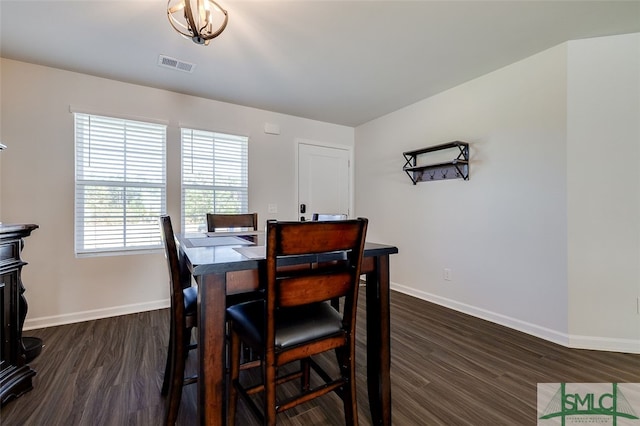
{"left": 272, "top": 221, "right": 364, "bottom": 256}
{"left": 207, "top": 213, "right": 258, "bottom": 231}
{"left": 278, "top": 271, "right": 352, "bottom": 307}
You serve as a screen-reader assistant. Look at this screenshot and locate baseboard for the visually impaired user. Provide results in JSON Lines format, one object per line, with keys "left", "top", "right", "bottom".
{"left": 390, "top": 283, "right": 639, "bottom": 354}
{"left": 23, "top": 299, "right": 169, "bottom": 331}
{"left": 23, "top": 285, "right": 640, "bottom": 354}
{"left": 568, "top": 334, "right": 640, "bottom": 354}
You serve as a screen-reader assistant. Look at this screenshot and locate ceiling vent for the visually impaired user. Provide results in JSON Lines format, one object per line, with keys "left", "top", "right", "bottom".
{"left": 158, "top": 55, "right": 196, "bottom": 73}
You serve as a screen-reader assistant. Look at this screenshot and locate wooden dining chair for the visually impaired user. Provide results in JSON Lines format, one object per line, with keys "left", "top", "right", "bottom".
{"left": 160, "top": 215, "right": 262, "bottom": 425}
{"left": 206, "top": 212, "right": 258, "bottom": 232}
{"left": 226, "top": 218, "right": 368, "bottom": 425}
{"left": 159, "top": 215, "right": 198, "bottom": 425}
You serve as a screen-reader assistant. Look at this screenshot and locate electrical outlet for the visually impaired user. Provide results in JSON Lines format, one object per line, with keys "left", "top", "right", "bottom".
{"left": 443, "top": 268, "right": 452, "bottom": 281}
{"left": 268, "top": 203, "right": 278, "bottom": 214}
{"left": 637, "top": 297, "right": 640, "bottom": 315}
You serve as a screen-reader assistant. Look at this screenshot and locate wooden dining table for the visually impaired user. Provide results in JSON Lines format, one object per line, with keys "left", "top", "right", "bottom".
{"left": 175, "top": 231, "right": 398, "bottom": 425}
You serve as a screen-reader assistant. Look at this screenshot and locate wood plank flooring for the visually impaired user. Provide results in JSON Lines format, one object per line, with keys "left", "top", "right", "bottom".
{"left": 2, "top": 290, "right": 638, "bottom": 425}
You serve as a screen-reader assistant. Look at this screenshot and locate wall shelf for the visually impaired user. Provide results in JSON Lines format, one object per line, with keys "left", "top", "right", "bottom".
{"left": 402, "top": 141, "right": 469, "bottom": 184}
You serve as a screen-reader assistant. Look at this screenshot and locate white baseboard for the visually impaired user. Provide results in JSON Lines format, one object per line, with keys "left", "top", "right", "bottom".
{"left": 23, "top": 285, "right": 640, "bottom": 355}
{"left": 23, "top": 299, "right": 169, "bottom": 331}
{"left": 568, "top": 334, "right": 640, "bottom": 354}
{"left": 390, "top": 283, "right": 639, "bottom": 354}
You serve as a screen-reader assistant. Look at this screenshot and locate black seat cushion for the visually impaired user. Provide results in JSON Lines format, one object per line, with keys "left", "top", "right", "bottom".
{"left": 183, "top": 286, "right": 198, "bottom": 315}
{"left": 227, "top": 301, "right": 343, "bottom": 350}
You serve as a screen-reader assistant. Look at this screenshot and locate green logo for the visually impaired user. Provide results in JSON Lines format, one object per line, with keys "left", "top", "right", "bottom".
{"left": 538, "top": 383, "right": 640, "bottom": 425}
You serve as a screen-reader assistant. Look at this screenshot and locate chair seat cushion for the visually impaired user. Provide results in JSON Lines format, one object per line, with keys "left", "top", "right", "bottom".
{"left": 227, "top": 301, "right": 343, "bottom": 350}
{"left": 183, "top": 286, "right": 198, "bottom": 315}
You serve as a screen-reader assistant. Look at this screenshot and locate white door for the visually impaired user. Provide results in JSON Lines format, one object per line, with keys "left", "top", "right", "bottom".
{"left": 297, "top": 142, "right": 351, "bottom": 221}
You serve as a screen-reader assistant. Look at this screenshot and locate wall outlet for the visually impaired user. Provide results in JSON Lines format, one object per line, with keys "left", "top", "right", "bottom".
{"left": 637, "top": 297, "right": 640, "bottom": 315}
{"left": 268, "top": 203, "right": 278, "bottom": 214}
{"left": 443, "top": 268, "right": 452, "bottom": 281}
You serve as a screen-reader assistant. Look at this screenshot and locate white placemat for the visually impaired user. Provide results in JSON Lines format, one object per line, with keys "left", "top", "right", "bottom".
{"left": 233, "top": 246, "right": 266, "bottom": 259}
{"left": 189, "top": 236, "right": 254, "bottom": 247}
{"left": 206, "top": 230, "right": 261, "bottom": 237}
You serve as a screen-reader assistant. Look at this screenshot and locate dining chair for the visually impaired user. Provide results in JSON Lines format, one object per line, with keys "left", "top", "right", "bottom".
{"left": 159, "top": 215, "right": 198, "bottom": 425}
{"left": 226, "top": 218, "right": 368, "bottom": 425}
{"left": 206, "top": 211, "right": 262, "bottom": 342}
{"left": 311, "top": 213, "right": 348, "bottom": 221}
{"left": 206, "top": 212, "right": 258, "bottom": 232}
{"left": 160, "top": 215, "right": 263, "bottom": 424}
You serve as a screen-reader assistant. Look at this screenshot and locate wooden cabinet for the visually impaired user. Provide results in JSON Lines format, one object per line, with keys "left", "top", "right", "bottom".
{"left": 0, "top": 224, "right": 38, "bottom": 405}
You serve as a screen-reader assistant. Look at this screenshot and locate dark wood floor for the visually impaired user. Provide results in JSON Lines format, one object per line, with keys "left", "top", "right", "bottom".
{"left": 2, "top": 290, "right": 638, "bottom": 425}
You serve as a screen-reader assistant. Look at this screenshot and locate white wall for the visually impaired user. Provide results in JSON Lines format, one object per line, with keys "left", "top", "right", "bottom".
{"left": 355, "top": 33, "right": 640, "bottom": 353}
{"left": 567, "top": 34, "right": 640, "bottom": 352}
{"left": 0, "top": 59, "right": 353, "bottom": 328}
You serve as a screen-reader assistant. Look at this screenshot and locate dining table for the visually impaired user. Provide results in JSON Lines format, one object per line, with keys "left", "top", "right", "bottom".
{"left": 175, "top": 230, "right": 398, "bottom": 425}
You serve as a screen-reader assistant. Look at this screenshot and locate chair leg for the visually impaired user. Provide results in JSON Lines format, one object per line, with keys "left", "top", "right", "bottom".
{"left": 165, "top": 355, "right": 185, "bottom": 425}
{"left": 337, "top": 344, "right": 358, "bottom": 426}
{"left": 165, "top": 328, "right": 186, "bottom": 425}
{"left": 301, "top": 358, "right": 310, "bottom": 392}
{"left": 264, "top": 359, "right": 277, "bottom": 426}
{"left": 228, "top": 330, "right": 241, "bottom": 426}
{"left": 162, "top": 323, "right": 175, "bottom": 396}
{"left": 184, "top": 326, "right": 193, "bottom": 354}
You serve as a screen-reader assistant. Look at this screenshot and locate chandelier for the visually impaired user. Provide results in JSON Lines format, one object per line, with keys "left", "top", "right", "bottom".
{"left": 167, "top": 0, "right": 228, "bottom": 46}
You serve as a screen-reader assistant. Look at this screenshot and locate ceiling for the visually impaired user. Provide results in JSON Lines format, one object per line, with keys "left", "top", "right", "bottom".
{"left": 1, "top": 1, "right": 639, "bottom": 127}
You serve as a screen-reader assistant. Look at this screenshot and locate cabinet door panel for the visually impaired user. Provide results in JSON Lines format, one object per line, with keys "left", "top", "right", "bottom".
{"left": 1, "top": 273, "right": 13, "bottom": 372}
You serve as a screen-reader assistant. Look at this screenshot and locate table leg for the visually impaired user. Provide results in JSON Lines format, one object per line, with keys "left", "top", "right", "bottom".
{"left": 366, "top": 254, "right": 392, "bottom": 426}
{"left": 198, "top": 273, "right": 227, "bottom": 426}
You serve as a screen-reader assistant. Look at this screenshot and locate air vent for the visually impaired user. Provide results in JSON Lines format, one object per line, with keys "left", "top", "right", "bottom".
{"left": 158, "top": 55, "right": 196, "bottom": 73}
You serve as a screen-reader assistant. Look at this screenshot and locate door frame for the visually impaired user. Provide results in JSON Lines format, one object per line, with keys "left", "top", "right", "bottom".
{"left": 295, "top": 138, "right": 354, "bottom": 220}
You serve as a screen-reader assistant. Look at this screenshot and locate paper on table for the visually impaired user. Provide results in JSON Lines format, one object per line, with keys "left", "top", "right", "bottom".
{"left": 188, "top": 236, "right": 254, "bottom": 247}
{"left": 206, "top": 230, "right": 261, "bottom": 237}
{"left": 233, "top": 246, "right": 266, "bottom": 259}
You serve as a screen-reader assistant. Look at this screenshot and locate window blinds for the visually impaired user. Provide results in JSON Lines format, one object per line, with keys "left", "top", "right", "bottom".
{"left": 74, "top": 113, "right": 166, "bottom": 255}
{"left": 181, "top": 128, "right": 248, "bottom": 233}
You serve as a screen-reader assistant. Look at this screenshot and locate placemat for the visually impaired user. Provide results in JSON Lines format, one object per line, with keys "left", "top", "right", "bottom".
{"left": 188, "top": 236, "right": 254, "bottom": 247}
{"left": 233, "top": 246, "right": 266, "bottom": 259}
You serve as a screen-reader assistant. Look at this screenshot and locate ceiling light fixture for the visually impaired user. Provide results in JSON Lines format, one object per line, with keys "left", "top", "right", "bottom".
{"left": 167, "top": 0, "right": 228, "bottom": 46}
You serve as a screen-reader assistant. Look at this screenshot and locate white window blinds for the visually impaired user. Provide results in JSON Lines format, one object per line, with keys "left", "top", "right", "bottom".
{"left": 181, "top": 128, "right": 248, "bottom": 233}
{"left": 74, "top": 113, "right": 166, "bottom": 255}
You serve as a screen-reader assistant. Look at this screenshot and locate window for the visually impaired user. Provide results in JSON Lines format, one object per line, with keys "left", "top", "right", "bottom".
{"left": 74, "top": 113, "right": 166, "bottom": 256}
{"left": 181, "top": 128, "right": 248, "bottom": 232}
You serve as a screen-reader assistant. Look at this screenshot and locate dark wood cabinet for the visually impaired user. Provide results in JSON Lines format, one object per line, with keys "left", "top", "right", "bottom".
{"left": 0, "top": 224, "right": 38, "bottom": 405}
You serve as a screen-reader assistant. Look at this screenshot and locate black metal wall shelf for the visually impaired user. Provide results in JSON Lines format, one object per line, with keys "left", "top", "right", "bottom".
{"left": 403, "top": 141, "right": 469, "bottom": 184}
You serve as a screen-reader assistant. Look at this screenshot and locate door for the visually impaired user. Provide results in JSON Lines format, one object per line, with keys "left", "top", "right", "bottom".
{"left": 297, "top": 142, "right": 351, "bottom": 221}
